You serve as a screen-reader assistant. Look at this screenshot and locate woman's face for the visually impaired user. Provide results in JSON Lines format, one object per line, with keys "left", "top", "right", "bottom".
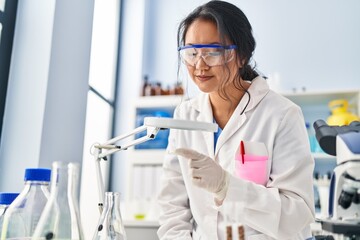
{"left": 184, "top": 19, "right": 239, "bottom": 94}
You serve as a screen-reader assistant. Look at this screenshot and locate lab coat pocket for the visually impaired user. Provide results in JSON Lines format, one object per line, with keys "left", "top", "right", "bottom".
{"left": 235, "top": 141, "right": 268, "bottom": 186}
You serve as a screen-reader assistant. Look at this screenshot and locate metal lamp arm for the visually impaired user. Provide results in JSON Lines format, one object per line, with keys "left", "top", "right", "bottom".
{"left": 97, "top": 126, "right": 160, "bottom": 159}
{"left": 91, "top": 117, "right": 218, "bottom": 213}
{"left": 92, "top": 125, "right": 161, "bottom": 212}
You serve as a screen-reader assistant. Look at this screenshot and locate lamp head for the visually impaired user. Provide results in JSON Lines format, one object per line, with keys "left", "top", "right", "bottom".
{"left": 144, "top": 117, "right": 218, "bottom": 132}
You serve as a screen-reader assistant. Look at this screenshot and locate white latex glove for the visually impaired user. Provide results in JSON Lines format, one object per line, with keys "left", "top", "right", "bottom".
{"left": 174, "top": 148, "right": 229, "bottom": 203}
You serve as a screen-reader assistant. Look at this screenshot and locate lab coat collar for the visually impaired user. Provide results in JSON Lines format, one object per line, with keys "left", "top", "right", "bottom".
{"left": 241, "top": 76, "right": 270, "bottom": 113}
{"left": 190, "top": 76, "right": 269, "bottom": 115}
{"left": 189, "top": 76, "right": 270, "bottom": 157}
{"left": 190, "top": 92, "right": 213, "bottom": 122}
{"left": 189, "top": 93, "right": 214, "bottom": 158}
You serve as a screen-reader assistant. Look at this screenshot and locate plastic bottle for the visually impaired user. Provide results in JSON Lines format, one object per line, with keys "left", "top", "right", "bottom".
{"left": 327, "top": 99, "right": 359, "bottom": 126}
{"left": 0, "top": 193, "right": 19, "bottom": 237}
{"left": 32, "top": 161, "right": 84, "bottom": 240}
{"left": 305, "top": 122, "right": 316, "bottom": 152}
{"left": 92, "top": 192, "right": 127, "bottom": 240}
{"left": 316, "top": 173, "right": 331, "bottom": 218}
{"left": 1, "top": 168, "right": 51, "bottom": 240}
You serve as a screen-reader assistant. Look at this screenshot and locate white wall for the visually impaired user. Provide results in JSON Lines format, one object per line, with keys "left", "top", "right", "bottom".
{"left": 142, "top": 0, "right": 360, "bottom": 92}
{"left": 243, "top": 0, "right": 360, "bottom": 92}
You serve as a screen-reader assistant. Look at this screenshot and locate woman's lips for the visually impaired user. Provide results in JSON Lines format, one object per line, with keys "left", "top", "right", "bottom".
{"left": 196, "top": 75, "right": 212, "bottom": 82}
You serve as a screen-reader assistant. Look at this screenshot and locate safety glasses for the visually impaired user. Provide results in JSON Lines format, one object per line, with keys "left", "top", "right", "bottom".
{"left": 178, "top": 44, "right": 236, "bottom": 67}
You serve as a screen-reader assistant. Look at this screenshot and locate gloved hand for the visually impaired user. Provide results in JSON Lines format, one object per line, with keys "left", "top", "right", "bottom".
{"left": 174, "top": 148, "right": 229, "bottom": 203}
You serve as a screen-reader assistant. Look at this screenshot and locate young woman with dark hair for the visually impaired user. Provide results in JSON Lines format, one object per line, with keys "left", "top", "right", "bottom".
{"left": 157, "top": 1, "right": 315, "bottom": 239}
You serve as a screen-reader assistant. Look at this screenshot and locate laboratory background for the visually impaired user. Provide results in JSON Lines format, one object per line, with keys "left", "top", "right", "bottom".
{"left": 0, "top": 0, "right": 359, "bottom": 239}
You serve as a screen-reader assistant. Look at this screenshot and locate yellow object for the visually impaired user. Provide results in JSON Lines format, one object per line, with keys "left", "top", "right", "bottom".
{"left": 134, "top": 214, "right": 146, "bottom": 220}
{"left": 327, "top": 99, "right": 360, "bottom": 126}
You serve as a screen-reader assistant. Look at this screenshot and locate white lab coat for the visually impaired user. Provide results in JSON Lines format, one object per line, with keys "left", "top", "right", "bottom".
{"left": 157, "top": 76, "right": 315, "bottom": 240}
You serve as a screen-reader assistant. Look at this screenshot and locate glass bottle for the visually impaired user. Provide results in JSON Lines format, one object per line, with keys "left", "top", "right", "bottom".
{"left": 93, "top": 192, "right": 127, "bottom": 240}
{"left": 222, "top": 201, "right": 233, "bottom": 240}
{"left": 233, "top": 202, "right": 245, "bottom": 240}
{"left": 32, "top": 162, "right": 84, "bottom": 240}
{"left": 141, "top": 75, "right": 149, "bottom": 96}
{"left": 1, "top": 168, "right": 51, "bottom": 240}
{"left": 0, "top": 193, "right": 19, "bottom": 237}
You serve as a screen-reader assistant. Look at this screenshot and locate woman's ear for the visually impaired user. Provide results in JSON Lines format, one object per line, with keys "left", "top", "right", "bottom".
{"left": 236, "top": 55, "right": 246, "bottom": 68}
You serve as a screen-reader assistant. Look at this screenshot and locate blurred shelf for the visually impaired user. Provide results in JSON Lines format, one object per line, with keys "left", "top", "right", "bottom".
{"left": 282, "top": 89, "right": 360, "bottom": 107}
{"left": 124, "top": 219, "right": 160, "bottom": 228}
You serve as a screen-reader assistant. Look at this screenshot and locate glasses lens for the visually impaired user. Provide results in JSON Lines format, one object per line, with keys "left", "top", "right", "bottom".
{"left": 179, "top": 47, "right": 234, "bottom": 67}
{"left": 204, "top": 48, "right": 225, "bottom": 66}
{"left": 179, "top": 47, "right": 198, "bottom": 66}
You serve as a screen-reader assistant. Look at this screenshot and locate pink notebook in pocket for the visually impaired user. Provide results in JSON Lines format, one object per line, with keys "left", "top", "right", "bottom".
{"left": 235, "top": 141, "right": 269, "bottom": 185}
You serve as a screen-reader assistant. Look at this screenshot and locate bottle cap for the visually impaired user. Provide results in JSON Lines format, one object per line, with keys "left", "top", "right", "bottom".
{"left": 24, "top": 168, "right": 51, "bottom": 182}
{"left": 0, "top": 193, "right": 19, "bottom": 205}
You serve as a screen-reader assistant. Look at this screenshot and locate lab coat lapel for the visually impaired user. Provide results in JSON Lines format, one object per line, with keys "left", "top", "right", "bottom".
{"left": 214, "top": 96, "right": 248, "bottom": 157}
{"left": 214, "top": 77, "right": 270, "bottom": 157}
{"left": 191, "top": 93, "right": 215, "bottom": 158}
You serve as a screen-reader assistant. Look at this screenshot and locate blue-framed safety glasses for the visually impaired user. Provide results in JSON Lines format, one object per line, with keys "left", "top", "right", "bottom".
{"left": 178, "top": 44, "right": 237, "bottom": 67}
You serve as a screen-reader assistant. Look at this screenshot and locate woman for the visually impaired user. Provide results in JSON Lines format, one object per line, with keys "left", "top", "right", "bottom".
{"left": 157, "top": 1, "right": 315, "bottom": 239}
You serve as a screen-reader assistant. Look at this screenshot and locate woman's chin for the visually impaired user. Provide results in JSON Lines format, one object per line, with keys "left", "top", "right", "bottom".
{"left": 195, "top": 82, "right": 217, "bottom": 93}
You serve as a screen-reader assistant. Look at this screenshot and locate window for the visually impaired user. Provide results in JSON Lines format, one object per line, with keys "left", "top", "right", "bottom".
{"left": 82, "top": 0, "right": 121, "bottom": 186}
{"left": 80, "top": 0, "right": 121, "bottom": 236}
{"left": 0, "top": 0, "right": 18, "bottom": 144}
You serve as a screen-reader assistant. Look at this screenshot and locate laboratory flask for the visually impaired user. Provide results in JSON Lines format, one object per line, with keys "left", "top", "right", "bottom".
{"left": 93, "top": 192, "right": 127, "bottom": 240}
{"left": 0, "top": 193, "right": 19, "bottom": 237}
{"left": 32, "top": 161, "right": 84, "bottom": 240}
{"left": 1, "top": 168, "right": 51, "bottom": 240}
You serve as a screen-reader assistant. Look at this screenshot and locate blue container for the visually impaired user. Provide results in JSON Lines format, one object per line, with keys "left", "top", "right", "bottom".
{"left": 135, "top": 110, "right": 172, "bottom": 149}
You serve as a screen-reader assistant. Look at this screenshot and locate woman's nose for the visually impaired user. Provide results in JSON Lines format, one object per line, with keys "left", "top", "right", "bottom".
{"left": 195, "top": 56, "right": 210, "bottom": 70}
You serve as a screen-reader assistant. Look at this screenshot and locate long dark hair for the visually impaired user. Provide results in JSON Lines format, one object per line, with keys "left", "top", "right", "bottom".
{"left": 178, "top": 0, "right": 258, "bottom": 104}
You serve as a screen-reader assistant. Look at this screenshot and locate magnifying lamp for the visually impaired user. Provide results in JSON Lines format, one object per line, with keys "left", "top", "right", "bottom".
{"left": 90, "top": 117, "right": 218, "bottom": 212}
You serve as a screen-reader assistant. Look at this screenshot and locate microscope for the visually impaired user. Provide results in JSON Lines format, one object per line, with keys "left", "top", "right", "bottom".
{"left": 313, "top": 120, "right": 360, "bottom": 239}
